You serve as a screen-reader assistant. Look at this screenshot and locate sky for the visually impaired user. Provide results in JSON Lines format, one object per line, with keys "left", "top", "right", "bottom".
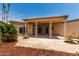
{"left": 0, "top": 3, "right": 79, "bottom": 21}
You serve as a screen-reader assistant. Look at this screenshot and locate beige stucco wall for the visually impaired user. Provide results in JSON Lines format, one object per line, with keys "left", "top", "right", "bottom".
{"left": 54, "top": 20, "right": 79, "bottom": 37}
{"left": 67, "top": 21, "right": 79, "bottom": 37}
{"left": 53, "top": 23, "right": 64, "bottom": 36}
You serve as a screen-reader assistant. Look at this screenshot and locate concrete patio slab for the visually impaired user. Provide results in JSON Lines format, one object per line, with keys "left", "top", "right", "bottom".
{"left": 15, "top": 36, "right": 79, "bottom": 53}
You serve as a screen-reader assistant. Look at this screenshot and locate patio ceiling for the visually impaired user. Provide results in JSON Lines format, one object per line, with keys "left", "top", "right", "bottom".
{"left": 24, "top": 15, "right": 68, "bottom": 23}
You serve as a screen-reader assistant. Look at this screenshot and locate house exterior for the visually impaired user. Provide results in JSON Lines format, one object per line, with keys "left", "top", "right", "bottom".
{"left": 10, "top": 21, "right": 25, "bottom": 35}
{"left": 10, "top": 15, "right": 79, "bottom": 41}
{"left": 66, "top": 19, "right": 79, "bottom": 37}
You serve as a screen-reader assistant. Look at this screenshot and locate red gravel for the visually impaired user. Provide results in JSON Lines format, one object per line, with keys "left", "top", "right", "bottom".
{"left": 0, "top": 42, "right": 78, "bottom": 56}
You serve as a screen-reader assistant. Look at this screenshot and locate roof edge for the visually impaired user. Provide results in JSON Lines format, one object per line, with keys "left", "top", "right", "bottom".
{"left": 23, "top": 15, "right": 68, "bottom": 21}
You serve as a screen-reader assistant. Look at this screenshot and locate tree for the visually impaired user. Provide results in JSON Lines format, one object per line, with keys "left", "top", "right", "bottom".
{"left": 2, "top": 3, "right": 10, "bottom": 23}
{"left": 0, "top": 23, "right": 18, "bottom": 42}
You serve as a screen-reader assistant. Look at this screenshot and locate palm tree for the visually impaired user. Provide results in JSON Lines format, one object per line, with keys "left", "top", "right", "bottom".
{"left": 6, "top": 3, "right": 10, "bottom": 23}
{"left": 2, "top": 3, "right": 6, "bottom": 22}
{"left": 2, "top": 3, "right": 10, "bottom": 23}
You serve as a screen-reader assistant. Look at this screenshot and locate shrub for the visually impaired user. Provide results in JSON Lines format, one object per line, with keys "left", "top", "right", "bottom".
{"left": 65, "top": 36, "right": 79, "bottom": 44}
{"left": 65, "top": 36, "right": 72, "bottom": 41}
{"left": 74, "top": 36, "right": 79, "bottom": 39}
{"left": 0, "top": 23, "right": 18, "bottom": 42}
{"left": 23, "top": 34, "right": 29, "bottom": 39}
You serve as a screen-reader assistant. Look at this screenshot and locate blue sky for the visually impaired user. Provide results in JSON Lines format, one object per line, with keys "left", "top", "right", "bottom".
{"left": 0, "top": 3, "right": 79, "bottom": 21}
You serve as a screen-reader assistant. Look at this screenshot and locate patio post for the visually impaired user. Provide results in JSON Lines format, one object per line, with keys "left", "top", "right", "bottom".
{"left": 35, "top": 21, "right": 38, "bottom": 38}
{"left": 25, "top": 23, "right": 27, "bottom": 36}
{"left": 64, "top": 20, "right": 67, "bottom": 41}
{"left": 17, "top": 26, "right": 19, "bottom": 36}
{"left": 31, "top": 25, "right": 34, "bottom": 35}
{"left": 49, "top": 21, "right": 52, "bottom": 39}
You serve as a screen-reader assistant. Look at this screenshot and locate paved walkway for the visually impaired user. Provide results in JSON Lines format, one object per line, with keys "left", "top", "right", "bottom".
{"left": 15, "top": 36, "right": 79, "bottom": 53}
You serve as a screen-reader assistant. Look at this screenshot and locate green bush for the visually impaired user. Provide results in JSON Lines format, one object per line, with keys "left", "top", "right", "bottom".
{"left": 23, "top": 34, "right": 29, "bottom": 39}
{"left": 0, "top": 23, "right": 18, "bottom": 42}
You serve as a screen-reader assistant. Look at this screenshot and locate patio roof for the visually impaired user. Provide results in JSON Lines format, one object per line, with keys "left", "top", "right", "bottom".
{"left": 24, "top": 15, "right": 68, "bottom": 23}
{"left": 10, "top": 21, "right": 25, "bottom": 26}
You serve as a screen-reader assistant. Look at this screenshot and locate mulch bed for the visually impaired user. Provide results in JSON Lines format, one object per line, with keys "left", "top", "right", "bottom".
{"left": 0, "top": 42, "right": 79, "bottom": 56}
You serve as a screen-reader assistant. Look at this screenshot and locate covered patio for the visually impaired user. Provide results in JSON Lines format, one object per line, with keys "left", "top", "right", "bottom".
{"left": 24, "top": 15, "right": 68, "bottom": 40}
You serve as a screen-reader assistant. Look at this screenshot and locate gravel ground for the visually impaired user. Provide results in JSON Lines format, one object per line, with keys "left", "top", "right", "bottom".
{"left": 0, "top": 42, "right": 78, "bottom": 56}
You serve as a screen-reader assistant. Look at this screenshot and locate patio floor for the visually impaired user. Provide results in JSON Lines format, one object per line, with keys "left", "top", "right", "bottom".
{"left": 15, "top": 36, "right": 79, "bottom": 53}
